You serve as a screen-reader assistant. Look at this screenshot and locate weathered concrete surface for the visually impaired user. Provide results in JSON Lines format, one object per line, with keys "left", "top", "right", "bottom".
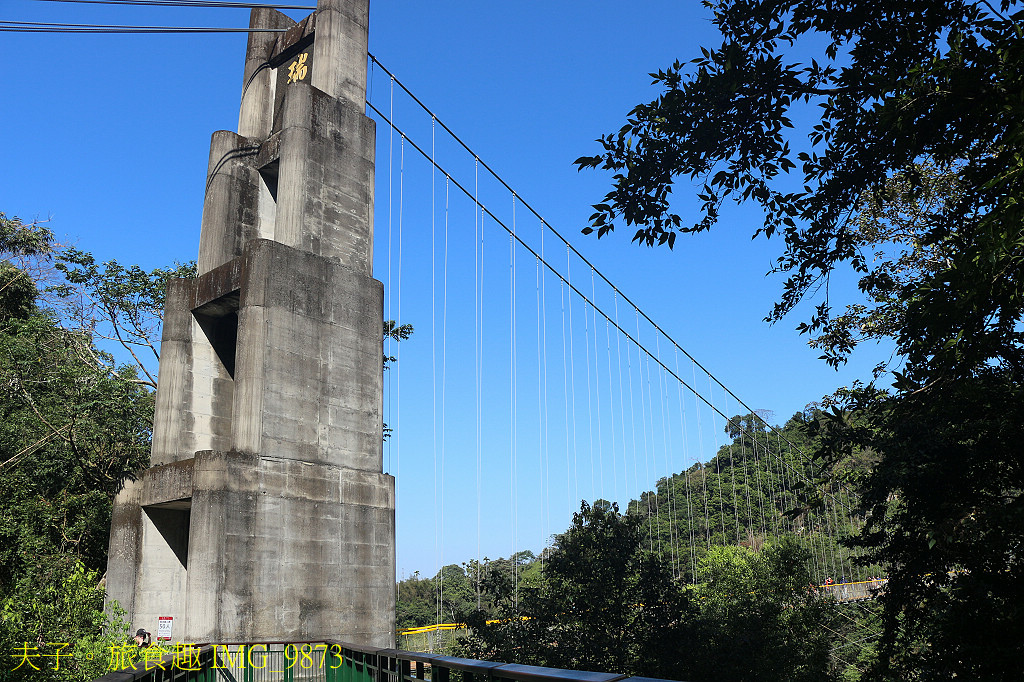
{"left": 106, "top": 0, "right": 395, "bottom": 647}
{"left": 197, "top": 131, "right": 264, "bottom": 275}
{"left": 232, "top": 240, "right": 384, "bottom": 468}
{"left": 312, "top": 0, "right": 369, "bottom": 106}
{"left": 238, "top": 8, "right": 294, "bottom": 139}
{"left": 198, "top": 4, "right": 374, "bottom": 278}
{"left": 274, "top": 83, "right": 376, "bottom": 276}
{"left": 184, "top": 451, "right": 394, "bottom": 642}
{"left": 151, "top": 239, "right": 384, "bottom": 470}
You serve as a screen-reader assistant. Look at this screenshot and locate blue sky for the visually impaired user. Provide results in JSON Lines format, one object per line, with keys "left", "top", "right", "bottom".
{"left": 1, "top": 1, "right": 890, "bottom": 579}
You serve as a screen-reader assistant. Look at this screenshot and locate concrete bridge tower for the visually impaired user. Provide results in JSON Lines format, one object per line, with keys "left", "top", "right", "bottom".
{"left": 105, "top": 0, "right": 395, "bottom": 646}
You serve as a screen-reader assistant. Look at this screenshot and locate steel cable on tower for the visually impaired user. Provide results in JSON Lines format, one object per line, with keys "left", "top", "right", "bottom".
{"left": 29, "top": 0, "right": 315, "bottom": 9}
{"left": 0, "top": 19, "right": 287, "bottom": 31}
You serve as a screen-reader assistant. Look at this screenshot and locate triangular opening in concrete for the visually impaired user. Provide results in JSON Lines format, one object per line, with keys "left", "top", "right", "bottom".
{"left": 193, "top": 291, "right": 241, "bottom": 379}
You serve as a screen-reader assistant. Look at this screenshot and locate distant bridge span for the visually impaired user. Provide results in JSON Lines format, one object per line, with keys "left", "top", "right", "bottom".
{"left": 395, "top": 579, "right": 888, "bottom": 653}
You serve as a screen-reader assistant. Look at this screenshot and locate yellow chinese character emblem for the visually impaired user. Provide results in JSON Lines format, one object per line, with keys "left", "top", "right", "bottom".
{"left": 287, "top": 53, "right": 309, "bottom": 84}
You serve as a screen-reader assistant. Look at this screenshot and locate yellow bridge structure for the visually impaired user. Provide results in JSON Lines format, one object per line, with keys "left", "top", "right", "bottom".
{"left": 396, "top": 579, "right": 887, "bottom": 652}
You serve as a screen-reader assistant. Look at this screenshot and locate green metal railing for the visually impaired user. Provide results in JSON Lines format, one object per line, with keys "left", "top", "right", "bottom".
{"left": 209, "top": 643, "right": 338, "bottom": 682}
{"left": 94, "top": 639, "right": 680, "bottom": 682}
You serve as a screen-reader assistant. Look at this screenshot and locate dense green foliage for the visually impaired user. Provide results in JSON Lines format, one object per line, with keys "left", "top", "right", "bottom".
{"left": 812, "top": 372, "right": 1024, "bottom": 679}
{"left": 0, "top": 214, "right": 175, "bottom": 681}
{"left": 459, "top": 502, "right": 842, "bottom": 682}
{"left": 0, "top": 563, "right": 131, "bottom": 682}
{"left": 576, "top": 1, "right": 1024, "bottom": 677}
{"left": 461, "top": 502, "right": 694, "bottom": 679}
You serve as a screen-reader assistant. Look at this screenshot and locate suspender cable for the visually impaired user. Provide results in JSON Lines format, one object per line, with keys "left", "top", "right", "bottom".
{"left": 655, "top": 336, "right": 681, "bottom": 577}
{"left": 605, "top": 318, "right": 619, "bottom": 506}
{"left": 385, "top": 73, "right": 394, "bottom": 475}
{"left": 625, "top": 305, "right": 641, "bottom": 518}
{"left": 566, "top": 246, "right": 581, "bottom": 507}
{"left": 735, "top": 410, "right": 755, "bottom": 543}
{"left": 722, "top": 392, "right": 742, "bottom": 545}
{"left": 439, "top": 174, "right": 450, "bottom": 618}
{"left": 535, "top": 250, "right": 546, "bottom": 561}
{"left": 474, "top": 158, "right": 483, "bottom": 609}
{"left": 675, "top": 348, "right": 698, "bottom": 582}
{"left": 561, "top": 280, "right": 572, "bottom": 518}
{"left": 384, "top": 71, "right": 398, "bottom": 583}
{"left": 539, "top": 221, "right": 551, "bottom": 558}
{"left": 644, "top": 351, "right": 663, "bottom": 558}
{"left": 510, "top": 193, "right": 519, "bottom": 610}
{"left": 590, "top": 269, "right": 606, "bottom": 503}
{"left": 584, "top": 296, "right": 597, "bottom": 502}
{"left": 613, "top": 295, "right": 628, "bottom": 507}
{"left": 429, "top": 116, "right": 441, "bottom": 626}
{"left": 365, "top": 100, "right": 861, "bottom": 519}
{"left": 691, "top": 360, "right": 711, "bottom": 547}
{"left": 636, "top": 312, "right": 655, "bottom": 552}
{"left": 706, "top": 380, "right": 729, "bottom": 544}
{"left": 396, "top": 132, "right": 405, "bottom": 583}
{"left": 367, "top": 55, "right": 864, "bottom": 515}
{"left": 762, "top": 424, "right": 784, "bottom": 541}
{"left": 751, "top": 422, "right": 773, "bottom": 540}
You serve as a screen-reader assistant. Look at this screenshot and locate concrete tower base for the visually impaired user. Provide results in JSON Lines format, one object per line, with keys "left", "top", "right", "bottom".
{"left": 109, "top": 451, "right": 393, "bottom": 644}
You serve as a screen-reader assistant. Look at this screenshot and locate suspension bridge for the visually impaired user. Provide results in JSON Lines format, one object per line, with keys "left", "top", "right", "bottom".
{"left": 366, "top": 52, "right": 875, "bottom": 597}
{"left": 4, "top": 0, "right": 884, "bottom": 679}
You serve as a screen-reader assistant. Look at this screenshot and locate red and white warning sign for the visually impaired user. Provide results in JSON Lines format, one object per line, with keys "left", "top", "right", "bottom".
{"left": 157, "top": 616, "right": 173, "bottom": 641}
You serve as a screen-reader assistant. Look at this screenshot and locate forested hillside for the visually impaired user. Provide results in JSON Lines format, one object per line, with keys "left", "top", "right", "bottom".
{"left": 395, "top": 410, "right": 881, "bottom": 680}
{"left": 397, "top": 408, "right": 877, "bottom": 628}
{"left": 628, "top": 410, "right": 878, "bottom": 584}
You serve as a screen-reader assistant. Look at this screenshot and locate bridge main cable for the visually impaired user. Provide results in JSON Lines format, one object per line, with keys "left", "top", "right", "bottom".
{"left": 367, "top": 53, "right": 851, "bottom": 488}
{"left": 29, "top": 0, "right": 316, "bottom": 9}
{"left": 366, "top": 97, "right": 858, "bottom": 516}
